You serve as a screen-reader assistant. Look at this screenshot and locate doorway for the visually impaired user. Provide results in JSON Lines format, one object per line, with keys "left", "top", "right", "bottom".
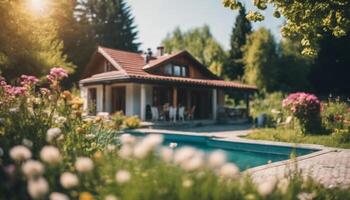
{"left": 111, "top": 86, "right": 126, "bottom": 114}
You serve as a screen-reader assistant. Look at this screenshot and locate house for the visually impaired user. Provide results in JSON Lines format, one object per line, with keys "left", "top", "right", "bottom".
{"left": 79, "top": 46, "right": 257, "bottom": 121}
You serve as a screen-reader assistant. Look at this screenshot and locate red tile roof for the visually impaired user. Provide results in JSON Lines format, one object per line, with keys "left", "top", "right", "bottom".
{"left": 80, "top": 46, "right": 257, "bottom": 91}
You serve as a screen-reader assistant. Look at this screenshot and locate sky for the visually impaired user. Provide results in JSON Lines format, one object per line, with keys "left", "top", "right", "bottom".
{"left": 125, "top": 0, "right": 284, "bottom": 51}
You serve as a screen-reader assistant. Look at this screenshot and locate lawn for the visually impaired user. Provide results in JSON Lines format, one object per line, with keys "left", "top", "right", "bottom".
{"left": 245, "top": 128, "right": 350, "bottom": 149}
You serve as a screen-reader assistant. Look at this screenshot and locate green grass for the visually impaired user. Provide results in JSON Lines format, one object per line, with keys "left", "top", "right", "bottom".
{"left": 245, "top": 128, "right": 350, "bottom": 149}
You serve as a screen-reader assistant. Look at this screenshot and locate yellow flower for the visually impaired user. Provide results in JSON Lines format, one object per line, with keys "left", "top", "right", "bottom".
{"left": 75, "top": 127, "right": 84, "bottom": 134}
{"left": 79, "top": 192, "right": 94, "bottom": 200}
{"left": 94, "top": 151, "right": 102, "bottom": 160}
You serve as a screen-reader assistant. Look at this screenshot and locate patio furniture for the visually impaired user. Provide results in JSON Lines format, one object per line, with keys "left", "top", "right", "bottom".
{"left": 151, "top": 106, "right": 159, "bottom": 121}
{"left": 187, "top": 105, "right": 196, "bottom": 120}
{"left": 178, "top": 106, "right": 185, "bottom": 122}
{"left": 277, "top": 116, "right": 293, "bottom": 127}
{"left": 169, "top": 106, "right": 177, "bottom": 122}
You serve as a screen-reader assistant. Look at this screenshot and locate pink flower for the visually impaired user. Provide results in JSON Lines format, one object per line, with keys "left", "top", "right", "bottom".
{"left": 47, "top": 67, "right": 68, "bottom": 83}
{"left": 20, "top": 75, "right": 39, "bottom": 86}
{"left": 5, "top": 86, "right": 27, "bottom": 96}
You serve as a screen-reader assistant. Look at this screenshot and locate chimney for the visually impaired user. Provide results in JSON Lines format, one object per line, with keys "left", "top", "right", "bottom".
{"left": 143, "top": 48, "right": 153, "bottom": 63}
{"left": 156, "top": 46, "right": 165, "bottom": 57}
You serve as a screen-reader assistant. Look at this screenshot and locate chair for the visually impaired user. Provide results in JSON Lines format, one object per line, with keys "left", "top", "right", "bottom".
{"left": 187, "top": 106, "right": 196, "bottom": 120}
{"left": 151, "top": 107, "right": 159, "bottom": 121}
{"left": 178, "top": 106, "right": 185, "bottom": 122}
{"left": 278, "top": 116, "right": 293, "bottom": 127}
{"left": 169, "top": 106, "right": 177, "bottom": 122}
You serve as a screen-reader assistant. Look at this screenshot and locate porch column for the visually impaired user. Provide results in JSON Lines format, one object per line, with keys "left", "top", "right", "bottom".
{"left": 245, "top": 93, "right": 250, "bottom": 116}
{"left": 212, "top": 88, "right": 218, "bottom": 120}
{"left": 140, "top": 84, "right": 146, "bottom": 121}
{"left": 172, "top": 87, "right": 178, "bottom": 107}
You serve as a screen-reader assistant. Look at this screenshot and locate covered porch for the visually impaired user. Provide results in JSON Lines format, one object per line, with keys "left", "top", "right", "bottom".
{"left": 80, "top": 82, "right": 253, "bottom": 122}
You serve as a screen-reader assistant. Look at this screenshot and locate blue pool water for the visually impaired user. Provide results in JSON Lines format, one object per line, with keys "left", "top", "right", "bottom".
{"left": 129, "top": 132, "right": 320, "bottom": 170}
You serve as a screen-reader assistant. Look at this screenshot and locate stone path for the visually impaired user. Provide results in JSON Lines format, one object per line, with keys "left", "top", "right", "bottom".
{"left": 136, "top": 124, "right": 350, "bottom": 188}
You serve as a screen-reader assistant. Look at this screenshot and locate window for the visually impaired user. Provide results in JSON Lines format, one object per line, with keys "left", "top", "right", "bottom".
{"left": 163, "top": 63, "right": 188, "bottom": 77}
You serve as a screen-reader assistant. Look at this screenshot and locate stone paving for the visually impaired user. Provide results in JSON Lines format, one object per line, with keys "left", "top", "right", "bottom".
{"left": 137, "top": 124, "right": 350, "bottom": 188}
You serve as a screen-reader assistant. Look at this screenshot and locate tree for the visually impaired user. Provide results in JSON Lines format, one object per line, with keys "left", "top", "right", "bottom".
{"left": 0, "top": 1, "right": 73, "bottom": 82}
{"left": 83, "top": 0, "right": 140, "bottom": 52}
{"left": 224, "top": 3, "right": 252, "bottom": 80}
{"left": 309, "top": 33, "right": 350, "bottom": 95}
{"left": 223, "top": 0, "right": 350, "bottom": 56}
{"left": 162, "top": 25, "right": 227, "bottom": 77}
{"left": 242, "top": 28, "right": 278, "bottom": 91}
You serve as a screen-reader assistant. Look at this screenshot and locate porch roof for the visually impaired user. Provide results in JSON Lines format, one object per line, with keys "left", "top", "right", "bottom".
{"left": 80, "top": 71, "right": 257, "bottom": 91}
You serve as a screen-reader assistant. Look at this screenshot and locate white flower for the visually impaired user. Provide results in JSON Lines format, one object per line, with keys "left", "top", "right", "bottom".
{"left": 54, "top": 116, "right": 67, "bottom": 125}
{"left": 182, "top": 179, "right": 193, "bottom": 188}
{"left": 85, "top": 134, "right": 95, "bottom": 140}
{"left": 219, "top": 163, "right": 240, "bottom": 179}
{"left": 60, "top": 172, "right": 79, "bottom": 189}
{"left": 9, "top": 145, "right": 32, "bottom": 162}
{"left": 118, "top": 145, "right": 133, "bottom": 159}
{"left": 257, "top": 177, "right": 277, "bottom": 196}
{"left": 181, "top": 153, "right": 204, "bottom": 171}
{"left": 120, "top": 134, "right": 136, "bottom": 145}
{"left": 143, "top": 134, "right": 163, "bottom": 147}
{"left": 40, "top": 146, "right": 62, "bottom": 165}
{"left": 75, "top": 157, "right": 94, "bottom": 173}
{"left": 105, "top": 195, "right": 119, "bottom": 200}
{"left": 46, "top": 128, "right": 62, "bottom": 142}
{"left": 173, "top": 147, "right": 196, "bottom": 165}
{"left": 22, "top": 138, "right": 33, "bottom": 148}
{"left": 297, "top": 192, "right": 316, "bottom": 200}
{"left": 160, "top": 147, "right": 173, "bottom": 163}
{"left": 22, "top": 160, "right": 44, "bottom": 178}
{"left": 9, "top": 107, "right": 19, "bottom": 113}
{"left": 115, "top": 170, "right": 131, "bottom": 184}
{"left": 107, "top": 144, "right": 117, "bottom": 152}
{"left": 133, "top": 135, "right": 163, "bottom": 159}
{"left": 27, "top": 177, "right": 49, "bottom": 199}
{"left": 50, "top": 192, "right": 69, "bottom": 200}
{"left": 169, "top": 142, "right": 178, "bottom": 149}
{"left": 208, "top": 150, "right": 226, "bottom": 169}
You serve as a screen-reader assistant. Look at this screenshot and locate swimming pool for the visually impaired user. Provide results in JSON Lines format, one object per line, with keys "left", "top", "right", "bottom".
{"left": 128, "top": 131, "right": 320, "bottom": 170}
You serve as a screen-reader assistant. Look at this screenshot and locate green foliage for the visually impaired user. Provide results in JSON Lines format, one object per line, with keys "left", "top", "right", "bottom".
{"left": 321, "top": 97, "right": 350, "bottom": 131}
{"left": 224, "top": 4, "right": 252, "bottom": 80}
{"left": 250, "top": 92, "right": 284, "bottom": 119}
{"left": 162, "top": 26, "right": 227, "bottom": 77}
{"left": 0, "top": 1, "right": 74, "bottom": 82}
{"left": 247, "top": 128, "right": 350, "bottom": 149}
{"left": 223, "top": 0, "right": 350, "bottom": 56}
{"left": 242, "top": 28, "right": 279, "bottom": 91}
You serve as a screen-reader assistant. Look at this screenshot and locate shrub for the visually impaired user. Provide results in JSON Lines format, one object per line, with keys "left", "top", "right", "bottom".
{"left": 111, "top": 111, "right": 126, "bottom": 130}
{"left": 123, "top": 116, "right": 140, "bottom": 129}
{"left": 282, "top": 92, "right": 321, "bottom": 134}
{"left": 322, "top": 97, "right": 350, "bottom": 131}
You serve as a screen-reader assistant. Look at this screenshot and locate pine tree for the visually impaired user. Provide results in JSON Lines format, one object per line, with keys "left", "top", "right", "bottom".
{"left": 225, "top": 3, "right": 252, "bottom": 80}
{"left": 84, "top": 0, "right": 140, "bottom": 52}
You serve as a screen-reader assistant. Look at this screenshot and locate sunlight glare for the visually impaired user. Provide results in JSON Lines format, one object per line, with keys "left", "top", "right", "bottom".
{"left": 28, "top": 0, "right": 47, "bottom": 15}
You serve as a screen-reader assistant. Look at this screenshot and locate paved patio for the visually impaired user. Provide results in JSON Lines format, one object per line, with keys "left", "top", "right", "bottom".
{"left": 137, "top": 124, "right": 350, "bottom": 188}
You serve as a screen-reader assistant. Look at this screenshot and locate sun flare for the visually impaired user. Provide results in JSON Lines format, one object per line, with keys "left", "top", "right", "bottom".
{"left": 28, "top": 0, "right": 47, "bottom": 14}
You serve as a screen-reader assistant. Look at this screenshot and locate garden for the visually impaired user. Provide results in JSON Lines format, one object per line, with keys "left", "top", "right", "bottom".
{"left": 1, "top": 69, "right": 350, "bottom": 200}
{"left": 248, "top": 92, "right": 350, "bottom": 149}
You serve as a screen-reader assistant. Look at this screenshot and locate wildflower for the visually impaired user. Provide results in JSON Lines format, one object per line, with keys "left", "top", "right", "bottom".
{"left": 9, "top": 107, "right": 19, "bottom": 113}
{"left": 54, "top": 116, "right": 67, "bottom": 125}
{"left": 47, "top": 67, "right": 68, "bottom": 83}
{"left": 40, "top": 146, "right": 62, "bottom": 165}
{"left": 60, "top": 172, "right": 79, "bottom": 189}
{"left": 46, "top": 128, "right": 62, "bottom": 142}
{"left": 169, "top": 142, "right": 178, "bottom": 149}
{"left": 297, "top": 192, "right": 316, "bottom": 200}
{"left": 173, "top": 147, "right": 196, "bottom": 165}
{"left": 49, "top": 192, "right": 69, "bottom": 200}
{"left": 160, "top": 147, "right": 173, "bottom": 163}
{"left": 6, "top": 86, "right": 27, "bottom": 96}
{"left": 115, "top": 170, "right": 131, "bottom": 184}
{"left": 20, "top": 75, "right": 39, "bottom": 86}
{"left": 181, "top": 153, "right": 204, "bottom": 171}
{"left": 182, "top": 179, "right": 193, "bottom": 188}
{"left": 277, "top": 178, "right": 289, "bottom": 194}
{"left": 133, "top": 134, "right": 163, "bottom": 159}
{"left": 75, "top": 157, "right": 94, "bottom": 173}
{"left": 22, "top": 138, "right": 33, "bottom": 148}
{"left": 9, "top": 145, "right": 32, "bottom": 162}
{"left": 27, "top": 177, "right": 49, "bottom": 199}
{"left": 40, "top": 88, "right": 50, "bottom": 96}
{"left": 118, "top": 145, "right": 133, "bottom": 159}
{"left": 120, "top": 134, "right": 136, "bottom": 145}
{"left": 22, "top": 160, "right": 44, "bottom": 178}
{"left": 85, "top": 134, "right": 95, "bottom": 140}
{"left": 105, "top": 195, "right": 119, "bottom": 200}
{"left": 219, "top": 163, "right": 240, "bottom": 179}
{"left": 257, "top": 177, "right": 277, "bottom": 196}
{"left": 79, "top": 192, "right": 94, "bottom": 200}
{"left": 208, "top": 150, "right": 226, "bottom": 169}
{"left": 107, "top": 144, "right": 117, "bottom": 152}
